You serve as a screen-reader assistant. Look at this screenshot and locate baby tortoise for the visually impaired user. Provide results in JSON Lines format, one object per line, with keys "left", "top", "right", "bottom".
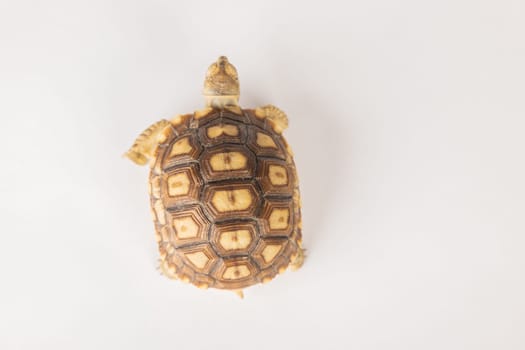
{"left": 126, "top": 56, "right": 304, "bottom": 297}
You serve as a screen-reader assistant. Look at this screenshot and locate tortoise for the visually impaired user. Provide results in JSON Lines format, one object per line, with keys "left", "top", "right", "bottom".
{"left": 125, "top": 56, "right": 304, "bottom": 297}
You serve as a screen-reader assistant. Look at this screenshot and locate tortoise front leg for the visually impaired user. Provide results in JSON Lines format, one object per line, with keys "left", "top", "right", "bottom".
{"left": 254, "top": 105, "right": 289, "bottom": 133}
{"left": 125, "top": 120, "right": 171, "bottom": 165}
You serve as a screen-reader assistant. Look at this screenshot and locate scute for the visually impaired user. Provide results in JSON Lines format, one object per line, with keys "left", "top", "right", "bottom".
{"left": 257, "top": 158, "right": 294, "bottom": 196}
{"left": 211, "top": 221, "right": 259, "bottom": 256}
{"left": 162, "top": 132, "right": 202, "bottom": 169}
{"left": 198, "top": 118, "right": 247, "bottom": 147}
{"left": 200, "top": 145, "right": 255, "bottom": 181}
{"left": 161, "top": 164, "right": 201, "bottom": 208}
{"left": 150, "top": 108, "right": 301, "bottom": 290}
{"left": 246, "top": 126, "right": 287, "bottom": 160}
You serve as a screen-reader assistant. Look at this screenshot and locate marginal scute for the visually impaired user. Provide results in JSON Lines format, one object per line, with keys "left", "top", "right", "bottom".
{"left": 169, "top": 252, "right": 184, "bottom": 269}
{"left": 293, "top": 189, "right": 301, "bottom": 205}
{"left": 193, "top": 272, "right": 215, "bottom": 289}
{"left": 176, "top": 263, "right": 196, "bottom": 282}
{"left": 150, "top": 176, "right": 161, "bottom": 198}
{"left": 153, "top": 199, "right": 166, "bottom": 225}
{"left": 156, "top": 125, "right": 173, "bottom": 144}
{"left": 170, "top": 114, "right": 184, "bottom": 126}
{"left": 284, "top": 139, "right": 294, "bottom": 156}
{"left": 254, "top": 107, "right": 266, "bottom": 119}
{"left": 160, "top": 226, "right": 170, "bottom": 242}
{"left": 225, "top": 105, "right": 243, "bottom": 115}
{"left": 196, "top": 282, "right": 209, "bottom": 289}
{"left": 154, "top": 229, "right": 162, "bottom": 243}
{"left": 180, "top": 275, "right": 191, "bottom": 283}
{"left": 258, "top": 265, "right": 278, "bottom": 283}
{"left": 194, "top": 107, "right": 214, "bottom": 119}
{"left": 149, "top": 145, "right": 164, "bottom": 175}
{"left": 159, "top": 246, "right": 168, "bottom": 260}
{"left": 171, "top": 113, "right": 192, "bottom": 127}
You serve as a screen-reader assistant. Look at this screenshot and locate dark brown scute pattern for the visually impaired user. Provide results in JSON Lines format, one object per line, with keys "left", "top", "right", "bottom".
{"left": 150, "top": 108, "right": 302, "bottom": 290}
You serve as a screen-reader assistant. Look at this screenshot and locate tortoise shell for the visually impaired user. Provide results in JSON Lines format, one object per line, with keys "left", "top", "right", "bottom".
{"left": 149, "top": 107, "right": 302, "bottom": 290}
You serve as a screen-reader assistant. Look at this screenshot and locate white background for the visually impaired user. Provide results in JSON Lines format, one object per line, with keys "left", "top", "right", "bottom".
{"left": 1, "top": 0, "right": 524, "bottom": 349}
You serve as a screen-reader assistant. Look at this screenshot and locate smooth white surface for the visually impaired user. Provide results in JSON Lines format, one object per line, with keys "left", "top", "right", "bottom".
{"left": 1, "top": 0, "right": 524, "bottom": 349}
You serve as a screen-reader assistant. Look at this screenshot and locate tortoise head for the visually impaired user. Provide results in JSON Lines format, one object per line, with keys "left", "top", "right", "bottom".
{"left": 203, "top": 56, "right": 240, "bottom": 108}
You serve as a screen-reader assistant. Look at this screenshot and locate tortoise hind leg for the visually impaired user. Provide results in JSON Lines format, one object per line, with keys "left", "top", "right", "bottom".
{"left": 290, "top": 246, "right": 306, "bottom": 271}
{"left": 125, "top": 120, "right": 171, "bottom": 165}
{"left": 158, "top": 259, "right": 178, "bottom": 280}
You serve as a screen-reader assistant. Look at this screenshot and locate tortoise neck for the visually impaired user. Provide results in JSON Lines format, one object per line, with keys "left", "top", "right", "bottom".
{"left": 205, "top": 95, "right": 240, "bottom": 108}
